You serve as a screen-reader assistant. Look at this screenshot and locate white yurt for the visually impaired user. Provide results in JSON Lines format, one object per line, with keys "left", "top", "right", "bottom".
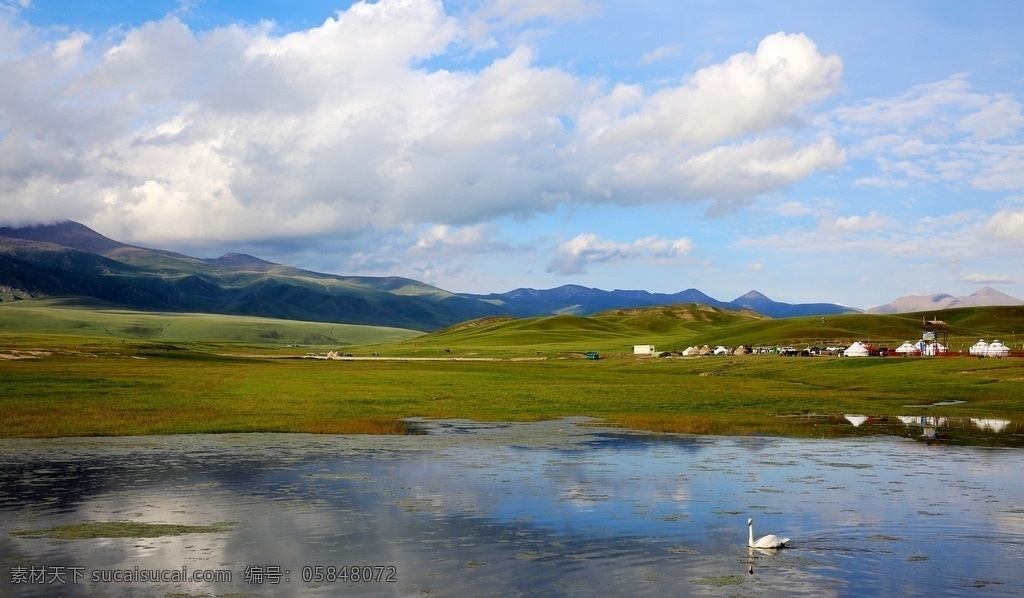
{"left": 844, "top": 341, "right": 870, "bottom": 357}
{"left": 969, "top": 339, "right": 989, "bottom": 356}
{"left": 985, "top": 340, "right": 1010, "bottom": 357}
{"left": 895, "top": 341, "right": 920, "bottom": 355}
{"left": 682, "top": 346, "right": 701, "bottom": 356}
{"left": 921, "top": 341, "right": 947, "bottom": 356}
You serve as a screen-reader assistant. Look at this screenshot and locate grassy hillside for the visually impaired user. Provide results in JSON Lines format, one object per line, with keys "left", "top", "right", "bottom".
{"left": 683, "top": 306, "right": 1024, "bottom": 351}
{"left": 0, "top": 298, "right": 422, "bottom": 346}
{"left": 351, "top": 305, "right": 763, "bottom": 356}
{"left": 3, "top": 300, "right": 1020, "bottom": 355}
{"left": 0, "top": 222, "right": 506, "bottom": 330}
{"left": 357, "top": 304, "right": 1024, "bottom": 357}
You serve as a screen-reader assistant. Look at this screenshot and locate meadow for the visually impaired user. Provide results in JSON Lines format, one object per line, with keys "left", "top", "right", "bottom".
{"left": 2, "top": 300, "right": 1022, "bottom": 440}
{"left": 2, "top": 332, "right": 1022, "bottom": 439}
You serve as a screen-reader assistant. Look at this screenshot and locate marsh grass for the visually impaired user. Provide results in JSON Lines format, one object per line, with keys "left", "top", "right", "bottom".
{"left": 2, "top": 334, "right": 1021, "bottom": 439}
{"left": 11, "top": 521, "right": 233, "bottom": 539}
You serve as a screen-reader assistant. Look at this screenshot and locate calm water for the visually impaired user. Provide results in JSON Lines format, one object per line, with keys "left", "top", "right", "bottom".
{"left": 2, "top": 419, "right": 1023, "bottom": 597}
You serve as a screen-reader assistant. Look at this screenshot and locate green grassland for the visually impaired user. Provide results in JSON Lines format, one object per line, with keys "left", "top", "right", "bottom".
{"left": 0, "top": 297, "right": 421, "bottom": 346}
{"left": 2, "top": 301, "right": 1022, "bottom": 440}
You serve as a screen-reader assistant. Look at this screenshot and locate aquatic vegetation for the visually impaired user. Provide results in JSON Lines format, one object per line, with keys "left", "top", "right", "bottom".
{"left": 12, "top": 521, "right": 233, "bottom": 539}
{"left": 691, "top": 574, "right": 746, "bottom": 586}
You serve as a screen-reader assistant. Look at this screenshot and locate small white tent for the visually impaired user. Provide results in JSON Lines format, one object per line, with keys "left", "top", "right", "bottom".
{"left": 985, "top": 340, "right": 1010, "bottom": 357}
{"left": 844, "top": 341, "right": 870, "bottom": 357}
{"left": 969, "top": 339, "right": 989, "bottom": 356}
{"left": 682, "top": 346, "right": 701, "bottom": 356}
{"left": 895, "top": 341, "right": 920, "bottom": 355}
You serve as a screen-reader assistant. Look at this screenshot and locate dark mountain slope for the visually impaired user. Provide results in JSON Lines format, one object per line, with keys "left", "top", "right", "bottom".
{"left": 0, "top": 221, "right": 504, "bottom": 330}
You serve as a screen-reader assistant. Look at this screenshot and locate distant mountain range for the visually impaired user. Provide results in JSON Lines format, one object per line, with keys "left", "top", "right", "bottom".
{"left": 3, "top": 221, "right": 1017, "bottom": 330}
{"left": 461, "top": 286, "right": 856, "bottom": 319}
{"left": 868, "top": 287, "right": 1024, "bottom": 314}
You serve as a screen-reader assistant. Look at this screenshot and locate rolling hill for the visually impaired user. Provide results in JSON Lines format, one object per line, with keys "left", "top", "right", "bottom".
{"left": 367, "top": 304, "right": 769, "bottom": 355}
{"left": 365, "top": 303, "right": 1024, "bottom": 357}
{"left": 0, "top": 221, "right": 504, "bottom": 331}
{"left": 0, "top": 297, "right": 421, "bottom": 346}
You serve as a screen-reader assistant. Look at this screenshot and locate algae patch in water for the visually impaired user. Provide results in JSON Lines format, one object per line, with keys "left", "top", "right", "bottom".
{"left": 691, "top": 574, "right": 746, "bottom": 586}
{"left": 11, "top": 521, "right": 233, "bottom": 539}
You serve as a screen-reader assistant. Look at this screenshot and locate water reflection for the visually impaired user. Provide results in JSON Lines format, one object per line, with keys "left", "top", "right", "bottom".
{"left": 2, "top": 420, "right": 1023, "bottom": 597}
{"left": 792, "top": 413, "right": 1024, "bottom": 446}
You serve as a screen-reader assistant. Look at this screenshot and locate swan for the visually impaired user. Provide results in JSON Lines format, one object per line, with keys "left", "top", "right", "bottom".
{"left": 748, "top": 518, "right": 789, "bottom": 549}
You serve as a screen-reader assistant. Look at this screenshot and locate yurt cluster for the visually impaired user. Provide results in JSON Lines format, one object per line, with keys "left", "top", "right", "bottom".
{"left": 664, "top": 338, "right": 1017, "bottom": 358}
{"left": 889, "top": 338, "right": 1013, "bottom": 357}
{"left": 968, "top": 339, "right": 1012, "bottom": 357}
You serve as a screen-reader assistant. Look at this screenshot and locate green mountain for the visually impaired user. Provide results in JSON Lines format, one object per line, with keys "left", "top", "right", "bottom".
{"left": 0, "top": 221, "right": 504, "bottom": 331}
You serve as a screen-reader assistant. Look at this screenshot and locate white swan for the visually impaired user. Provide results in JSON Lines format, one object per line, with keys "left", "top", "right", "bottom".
{"left": 748, "top": 518, "right": 789, "bottom": 548}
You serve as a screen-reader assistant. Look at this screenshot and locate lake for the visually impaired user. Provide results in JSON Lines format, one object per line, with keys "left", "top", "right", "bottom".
{"left": 2, "top": 418, "right": 1023, "bottom": 597}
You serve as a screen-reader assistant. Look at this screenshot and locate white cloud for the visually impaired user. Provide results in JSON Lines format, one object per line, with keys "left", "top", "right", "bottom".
{"left": 831, "top": 75, "right": 1024, "bottom": 192}
{"left": 413, "top": 223, "right": 495, "bottom": 252}
{"left": 961, "top": 273, "right": 1015, "bottom": 284}
{"left": 462, "top": 0, "right": 601, "bottom": 47}
{"left": 639, "top": 44, "right": 681, "bottom": 65}
{"left": 547, "top": 233, "right": 693, "bottom": 275}
{"left": 0, "top": 1, "right": 31, "bottom": 14}
{"left": 0, "top": 2, "right": 847, "bottom": 247}
{"left": 985, "top": 209, "right": 1024, "bottom": 243}
{"left": 736, "top": 207, "right": 1022, "bottom": 273}
{"left": 583, "top": 32, "right": 843, "bottom": 148}
{"left": 477, "top": 0, "right": 602, "bottom": 25}
{"left": 825, "top": 210, "right": 890, "bottom": 234}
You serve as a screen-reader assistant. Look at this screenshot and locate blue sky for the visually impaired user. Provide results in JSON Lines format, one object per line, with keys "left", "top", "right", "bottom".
{"left": 2, "top": 0, "right": 1022, "bottom": 309}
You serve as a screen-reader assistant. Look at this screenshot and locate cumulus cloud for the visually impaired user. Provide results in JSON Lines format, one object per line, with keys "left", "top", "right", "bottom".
{"left": 547, "top": 233, "right": 693, "bottom": 275}
{"left": 0, "top": 0, "right": 845, "bottom": 247}
{"left": 582, "top": 32, "right": 842, "bottom": 148}
{"left": 985, "top": 209, "right": 1024, "bottom": 243}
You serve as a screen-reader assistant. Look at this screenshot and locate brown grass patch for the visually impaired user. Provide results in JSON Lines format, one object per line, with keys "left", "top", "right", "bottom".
{"left": 299, "top": 418, "right": 415, "bottom": 435}
{"left": 607, "top": 414, "right": 770, "bottom": 435}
